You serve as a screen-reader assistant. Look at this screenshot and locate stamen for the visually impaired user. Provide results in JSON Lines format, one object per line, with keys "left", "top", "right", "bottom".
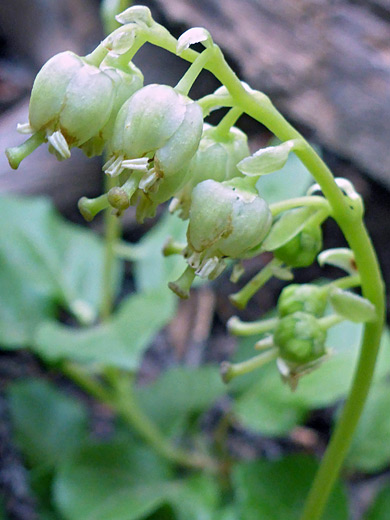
{"left": 47, "top": 130, "right": 71, "bottom": 159}
{"left": 121, "top": 157, "right": 149, "bottom": 171}
{"left": 103, "top": 155, "right": 125, "bottom": 177}
{"left": 17, "top": 122, "right": 34, "bottom": 134}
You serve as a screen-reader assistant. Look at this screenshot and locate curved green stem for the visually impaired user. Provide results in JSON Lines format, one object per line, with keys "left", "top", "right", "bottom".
{"left": 329, "top": 274, "right": 361, "bottom": 291}
{"left": 227, "top": 316, "right": 278, "bottom": 336}
{"left": 175, "top": 47, "right": 214, "bottom": 96}
{"left": 229, "top": 258, "right": 283, "bottom": 310}
{"left": 270, "top": 196, "right": 330, "bottom": 218}
{"left": 208, "top": 52, "right": 385, "bottom": 520}
{"left": 100, "top": 174, "right": 121, "bottom": 321}
{"left": 63, "top": 364, "right": 217, "bottom": 472}
{"left": 214, "top": 106, "right": 243, "bottom": 138}
{"left": 221, "top": 348, "right": 278, "bottom": 383}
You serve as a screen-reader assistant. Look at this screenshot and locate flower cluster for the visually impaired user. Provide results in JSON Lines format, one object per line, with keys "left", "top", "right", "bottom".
{"left": 6, "top": 5, "right": 375, "bottom": 391}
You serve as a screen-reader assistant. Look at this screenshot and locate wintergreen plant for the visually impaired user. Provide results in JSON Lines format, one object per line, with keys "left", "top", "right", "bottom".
{"left": 5, "top": 5, "right": 385, "bottom": 520}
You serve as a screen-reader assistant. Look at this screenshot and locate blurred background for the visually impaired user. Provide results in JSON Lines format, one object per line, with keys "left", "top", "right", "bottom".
{"left": 1, "top": 1, "right": 390, "bottom": 518}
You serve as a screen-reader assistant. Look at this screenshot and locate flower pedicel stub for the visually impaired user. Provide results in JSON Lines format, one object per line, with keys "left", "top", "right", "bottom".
{"left": 6, "top": 51, "right": 143, "bottom": 167}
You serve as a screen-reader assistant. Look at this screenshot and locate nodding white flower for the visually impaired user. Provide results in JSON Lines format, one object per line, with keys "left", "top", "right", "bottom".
{"left": 20, "top": 51, "right": 143, "bottom": 160}
{"left": 170, "top": 123, "right": 250, "bottom": 219}
{"left": 104, "top": 84, "right": 203, "bottom": 194}
{"left": 186, "top": 177, "right": 272, "bottom": 278}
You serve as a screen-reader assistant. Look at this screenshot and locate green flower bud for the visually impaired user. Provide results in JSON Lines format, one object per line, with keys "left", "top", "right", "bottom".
{"left": 105, "top": 84, "right": 203, "bottom": 194}
{"left": 170, "top": 123, "right": 250, "bottom": 219}
{"left": 278, "top": 284, "right": 328, "bottom": 318}
{"left": 273, "top": 223, "right": 322, "bottom": 268}
{"left": 273, "top": 312, "right": 327, "bottom": 364}
{"left": 186, "top": 177, "right": 272, "bottom": 278}
{"left": 25, "top": 51, "right": 118, "bottom": 159}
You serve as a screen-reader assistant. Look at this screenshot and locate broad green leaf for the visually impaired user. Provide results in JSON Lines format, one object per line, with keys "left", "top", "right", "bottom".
{"left": 0, "top": 195, "right": 120, "bottom": 348}
{"left": 54, "top": 439, "right": 172, "bottom": 520}
{"left": 168, "top": 474, "right": 221, "bottom": 520}
{"left": 261, "top": 207, "right": 316, "bottom": 252}
{"left": 8, "top": 379, "right": 87, "bottom": 469}
{"left": 34, "top": 289, "right": 175, "bottom": 369}
{"left": 256, "top": 147, "right": 313, "bottom": 204}
{"left": 232, "top": 455, "right": 348, "bottom": 520}
{"left": 330, "top": 288, "right": 376, "bottom": 323}
{"left": 133, "top": 211, "right": 187, "bottom": 291}
{"left": 346, "top": 380, "right": 390, "bottom": 473}
{"left": 237, "top": 140, "right": 295, "bottom": 176}
{"left": 365, "top": 484, "right": 390, "bottom": 520}
{"left": 136, "top": 365, "right": 226, "bottom": 433}
{"left": 233, "top": 368, "right": 307, "bottom": 436}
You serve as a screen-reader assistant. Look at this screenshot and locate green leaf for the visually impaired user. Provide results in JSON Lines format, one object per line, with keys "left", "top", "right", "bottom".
{"left": 233, "top": 368, "right": 307, "bottom": 435}
{"left": 34, "top": 289, "right": 175, "bottom": 369}
{"left": 168, "top": 474, "right": 221, "bottom": 520}
{"left": 54, "top": 439, "right": 172, "bottom": 520}
{"left": 262, "top": 207, "right": 317, "bottom": 252}
{"left": 256, "top": 147, "right": 313, "bottom": 204}
{"left": 330, "top": 288, "right": 377, "bottom": 323}
{"left": 0, "top": 195, "right": 121, "bottom": 348}
{"left": 232, "top": 455, "right": 348, "bottom": 520}
{"left": 365, "top": 484, "right": 390, "bottom": 520}
{"left": 237, "top": 140, "right": 295, "bottom": 176}
{"left": 7, "top": 379, "right": 87, "bottom": 469}
{"left": 133, "top": 211, "right": 188, "bottom": 291}
{"left": 136, "top": 365, "right": 226, "bottom": 433}
{"left": 346, "top": 380, "right": 390, "bottom": 473}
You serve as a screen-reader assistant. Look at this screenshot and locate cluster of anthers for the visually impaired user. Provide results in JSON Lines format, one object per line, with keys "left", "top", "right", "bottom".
{"left": 6, "top": 6, "right": 377, "bottom": 389}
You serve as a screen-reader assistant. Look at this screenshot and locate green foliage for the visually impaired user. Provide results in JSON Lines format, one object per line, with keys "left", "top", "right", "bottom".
{"left": 135, "top": 365, "right": 226, "bottom": 434}
{"left": 232, "top": 455, "right": 348, "bottom": 520}
{"left": 0, "top": 195, "right": 120, "bottom": 347}
{"left": 33, "top": 289, "right": 175, "bottom": 369}
{"left": 346, "top": 379, "right": 390, "bottom": 473}
{"left": 132, "top": 211, "right": 187, "bottom": 291}
{"left": 8, "top": 379, "right": 87, "bottom": 469}
{"left": 54, "top": 439, "right": 172, "bottom": 520}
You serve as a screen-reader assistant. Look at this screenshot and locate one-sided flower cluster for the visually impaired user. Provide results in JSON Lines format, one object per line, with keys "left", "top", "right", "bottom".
{"left": 6, "top": 5, "right": 376, "bottom": 390}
